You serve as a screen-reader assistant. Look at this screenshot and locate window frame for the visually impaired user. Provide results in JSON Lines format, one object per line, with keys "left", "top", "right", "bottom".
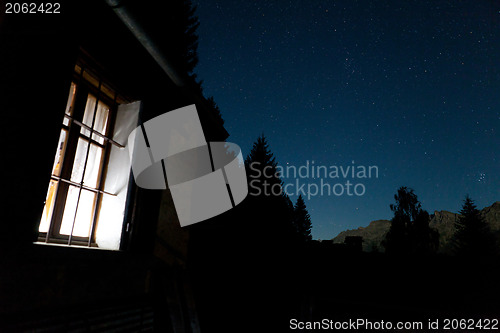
{"left": 38, "top": 56, "right": 130, "bottom": 247}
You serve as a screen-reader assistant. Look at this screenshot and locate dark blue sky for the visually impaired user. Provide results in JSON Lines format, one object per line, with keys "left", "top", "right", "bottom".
{"left": 193, "top": 0, "right": 499, "bottom": 240}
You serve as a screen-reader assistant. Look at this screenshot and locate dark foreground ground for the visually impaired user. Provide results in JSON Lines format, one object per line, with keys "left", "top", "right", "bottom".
{"left": 189, "top": 237, "right": 500, "bottom": 333}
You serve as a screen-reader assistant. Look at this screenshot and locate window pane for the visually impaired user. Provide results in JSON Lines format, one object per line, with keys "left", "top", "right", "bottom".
{"left": 63, "top": 116, "right": 70, "bottom": 127}
{"left": 38, "top": 180, "right": 58, "bottom": 233}
{"left": 60, "top": 186, "right": 96, "bottom": 238}
{"left": 70, "top": 138, "right": 89, "bottom": 183}
{"left": 91, "top": 101, "right": 109, "bottom": 144}
{"left": 83, "top": 143, "right": 103, "bottom": 188}
{"left": 80, "top": 94, "right": 97, "bottom": 137}
{"left": 51, "top": 129, "right": 68, "bottom": 177}
{"left": 80, "top": 95, "right": 109, "bottom": 144}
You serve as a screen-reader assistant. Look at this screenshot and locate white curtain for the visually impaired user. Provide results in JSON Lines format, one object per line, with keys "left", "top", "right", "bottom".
{"left": 95, "top": 101, "right": 141, "bottom": 250}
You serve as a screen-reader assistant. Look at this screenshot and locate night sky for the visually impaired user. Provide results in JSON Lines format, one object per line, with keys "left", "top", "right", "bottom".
{"left": 193, "top": 0, "right": 500, "bottom": 240}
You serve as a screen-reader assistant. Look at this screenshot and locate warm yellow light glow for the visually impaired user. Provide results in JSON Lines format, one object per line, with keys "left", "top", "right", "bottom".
{"left": 38, "top": 180, "right": 58, "bottom": 233}
{"left": 38, "top": 79, "right": 136, "bottom": 250}
{"left": 51, "top": 129, "right": 68, "bottom": 177}
{"left": 63, "top": 82, "right": 76, "bottom": 126}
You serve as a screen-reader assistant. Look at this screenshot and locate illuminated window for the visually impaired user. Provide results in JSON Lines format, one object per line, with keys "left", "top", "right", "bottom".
{"left": 38, "top": 61, "right": 137, "bottom": 249}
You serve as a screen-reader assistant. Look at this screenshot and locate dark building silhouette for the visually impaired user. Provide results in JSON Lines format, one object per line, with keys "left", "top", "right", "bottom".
{"left": 344, "top": 236, "right": 363, "bottom": 252}
{"left": 0, "top": 1, "right": 225, "bottom": 331}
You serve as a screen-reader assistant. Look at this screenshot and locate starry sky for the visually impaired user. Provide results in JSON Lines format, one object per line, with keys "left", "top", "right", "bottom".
{"left": 192, "top": 0, "right": 500, "bottom": 240}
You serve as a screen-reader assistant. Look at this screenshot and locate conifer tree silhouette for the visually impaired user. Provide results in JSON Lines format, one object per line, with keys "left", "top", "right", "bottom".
{"left": 245, "top": 134, "right": 281, "bottom": 191}
{"left": 244, "top": 134, "right": 296, "bottom": 245}
{"left": 293, "top": 195, "right": 313, "bottom": 242}
{"left": 452, "top": 195, "right": 497, "bottom": 257}
{"left": 205, "top": 96, "right": 225, "bottom": 128}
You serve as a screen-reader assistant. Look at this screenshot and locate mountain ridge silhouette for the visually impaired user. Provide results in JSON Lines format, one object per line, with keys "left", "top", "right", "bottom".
{"left": 332, "top": 201, "right": 500, "bottom": 253}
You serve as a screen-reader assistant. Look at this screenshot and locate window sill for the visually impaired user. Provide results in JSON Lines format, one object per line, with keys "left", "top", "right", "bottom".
{"left": 27, "top": 241, "right": 128, "bottom": 265}
{"left": 33, "top": 241, "right": 111, "bottom": 251}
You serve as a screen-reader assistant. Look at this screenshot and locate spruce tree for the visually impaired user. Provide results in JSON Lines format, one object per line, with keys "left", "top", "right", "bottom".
{"left": 206, "top": 96, "right": 225, "bottom": 128}
{"left": 293, "top": 195, "right": 312, "bottom": 242}
{"left": 452, "top": 196, "right": 497, "bottom": 257}
{"left": 245, "top": 134, "right": 282, "bottom": 196}
{"left": 244, "top": 135, "right": 296, "bottom": 244}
